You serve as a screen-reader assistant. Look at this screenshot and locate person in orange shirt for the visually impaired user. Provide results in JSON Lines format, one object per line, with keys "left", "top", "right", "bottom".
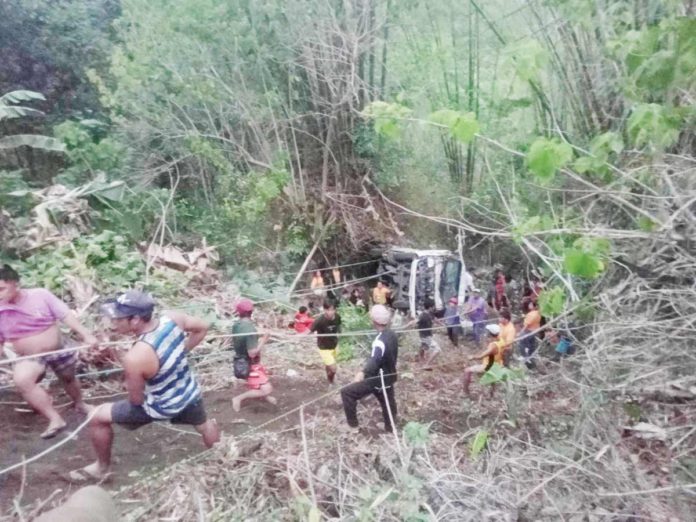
{"left": 520, "top": 301, "right": 542, "bottom": 368}
{"left": 372, "top": 281, "right": 390, "bottom": 306}
{"left": 462, "top": 324, "right": 504, "bottom": 396}
{"left": 498, "top": 309, "right": 516, "bottom": 366}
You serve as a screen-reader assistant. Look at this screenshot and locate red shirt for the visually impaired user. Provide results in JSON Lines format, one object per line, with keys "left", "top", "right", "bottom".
{"left": 293, "top": 312, "right": 314, "bottom": 333}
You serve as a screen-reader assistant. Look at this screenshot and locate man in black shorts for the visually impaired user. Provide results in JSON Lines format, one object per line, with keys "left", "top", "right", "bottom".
{"left": 340, "top": 305, "right": 398, "bottom": 432}
{"left": 69, "top": 291, "right": 219, "bottom": 481}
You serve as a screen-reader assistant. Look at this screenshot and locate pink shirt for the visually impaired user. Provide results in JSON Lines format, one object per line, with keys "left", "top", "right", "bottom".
{"left": 0, "top": 288, "right": 70, "bottom": 343}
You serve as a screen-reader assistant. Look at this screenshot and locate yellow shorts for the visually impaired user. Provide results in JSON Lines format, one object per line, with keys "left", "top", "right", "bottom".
{"left": 319, "top": 349, "right": 337, "bottom": 367}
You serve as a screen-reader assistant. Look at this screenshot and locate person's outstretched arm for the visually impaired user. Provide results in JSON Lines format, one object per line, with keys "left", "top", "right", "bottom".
{"left": 62, "top": 311, "right": 99, "bottom": 347}
{"left": 166, "top": 311, "right": 209, "bottom": 351}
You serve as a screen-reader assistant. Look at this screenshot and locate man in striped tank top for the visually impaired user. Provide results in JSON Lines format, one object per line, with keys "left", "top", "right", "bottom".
{"left": 69, "top": 291, "right": 220, "bottom": 481}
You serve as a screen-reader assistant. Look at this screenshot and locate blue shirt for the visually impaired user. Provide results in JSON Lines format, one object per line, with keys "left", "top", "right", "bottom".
{"left": 444, "top": 304, "right": 461, "bottom": 326}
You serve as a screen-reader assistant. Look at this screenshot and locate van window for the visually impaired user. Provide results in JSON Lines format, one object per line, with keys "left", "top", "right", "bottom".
{"left": 440, "top": 259, "right": 461, "bottom": 304}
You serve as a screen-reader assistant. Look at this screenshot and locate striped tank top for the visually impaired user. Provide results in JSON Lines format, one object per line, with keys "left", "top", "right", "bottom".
{"left": 139, "top": 316, "right": 201, "bottom": 419}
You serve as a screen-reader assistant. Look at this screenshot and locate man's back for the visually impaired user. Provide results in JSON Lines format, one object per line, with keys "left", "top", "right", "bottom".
{"left": 365, "top": 328, "right": 398, "bottom": 386}
{"left": 232, "top": 319, "right": 258, "bottom": 359}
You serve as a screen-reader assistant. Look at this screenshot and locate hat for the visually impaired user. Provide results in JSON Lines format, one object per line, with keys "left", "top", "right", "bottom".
{"left": 472, "top": 287, "right": 481, "bottom": 293}
{"left": 369, "top": 304, "right": 391, "bottom": 325}
{"left": 235, "top": 298, "right": 254, "bottom": 315}
{"left": 485, "top": 324, "right": 501, "bottom": 336}
{"left": 101, "top": 290, "right": 155, "bottom": 319}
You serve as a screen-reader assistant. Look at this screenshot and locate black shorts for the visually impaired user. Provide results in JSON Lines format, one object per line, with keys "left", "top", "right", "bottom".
{"left": 111, "top": 398, "right": 207, "bottom": 430}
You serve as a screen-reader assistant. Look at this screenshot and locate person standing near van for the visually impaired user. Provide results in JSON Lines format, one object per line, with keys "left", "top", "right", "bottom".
{"left": 463, "top": 288, "right": 487, "bottom": 345}
{"left": 414, "top": 299, "right": 441, "bottom": 365}
{"left": 444, "top": 297, "right": 462, "bottom": 348}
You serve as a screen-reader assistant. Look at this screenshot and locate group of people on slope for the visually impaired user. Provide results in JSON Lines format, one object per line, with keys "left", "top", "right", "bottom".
{"left": 0, "top": 264, "right": 221, "bottom": 481}
{"left": 1, "top": 259, "right": 572, "bottom": 481}
{"left": 0, "top": 264, "right": 401, "bottom": 481}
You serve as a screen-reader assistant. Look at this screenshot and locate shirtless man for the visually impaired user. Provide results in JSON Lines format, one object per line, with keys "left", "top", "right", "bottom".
{"left": 0, "top": 265, "right": 97, "bottom": 438}
{"left": 70, "top": 290, "right": 220, "bottom": 481}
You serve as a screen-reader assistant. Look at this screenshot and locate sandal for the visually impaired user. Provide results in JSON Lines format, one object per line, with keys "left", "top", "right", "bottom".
{"left": 67, "top": 466, "right": 111, "bottom": 484}
{"left": 40, "top": 423, "right": 67, "bottom": 439}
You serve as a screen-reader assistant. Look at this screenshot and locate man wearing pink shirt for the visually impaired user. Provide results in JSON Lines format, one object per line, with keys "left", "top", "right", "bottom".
{"left": 0, "top": 265, "right": 98, "bottom": 438}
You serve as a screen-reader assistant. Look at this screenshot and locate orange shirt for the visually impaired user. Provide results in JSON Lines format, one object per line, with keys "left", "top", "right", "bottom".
{"left": 483, "top": 340, "right": 505, "bottom": 366}
{"left": 524, "top": 310, "right": 541, "bottom": 331}
{"left": 500, "top": 322, "right": 516, "bottom": 351}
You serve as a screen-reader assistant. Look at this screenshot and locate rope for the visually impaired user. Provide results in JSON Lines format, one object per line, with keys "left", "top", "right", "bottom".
{"left": 298, "top": 258, "right": 381, "bottom": 274}
{"left": 0, "top": 320, "right": 453, "bottom": 367}
{"left": 0, "top": 408, "right": 98, "bottom": 477}
{"left": 0, "top": 309, "right": 575, "bottom": 483}
{"left": 178, "top": 258, "right": 381, "bottom": 292}
{"left": 248, "top": 269, "right": 394, "bottom": 304}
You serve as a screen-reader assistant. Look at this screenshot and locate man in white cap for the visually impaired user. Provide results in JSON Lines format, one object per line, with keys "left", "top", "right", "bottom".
{"left": 340, "top": 304, "right": 399, "bottom": 432}
{"left": 69, "top": 290, "right": 220, "bottom": 481}
{"left": 462, "top": 324, "right": 504, "bottom": 396}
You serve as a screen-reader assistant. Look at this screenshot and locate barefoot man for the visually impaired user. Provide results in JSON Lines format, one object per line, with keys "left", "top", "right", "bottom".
{"left": 70, "top": 290, "right": 219, "bottom": 481}
{"left": 231, "top": 298, "right": 277, "bottom": 412}
{"left": 0, "top": 264, "right": 97, "bottom": 439}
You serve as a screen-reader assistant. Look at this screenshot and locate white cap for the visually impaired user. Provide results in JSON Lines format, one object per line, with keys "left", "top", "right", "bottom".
{"left": 485, "top": 324, "right": 500, "bottom": 336}
{"left": 369, "top": 304, "right": 391, "bottom": 325}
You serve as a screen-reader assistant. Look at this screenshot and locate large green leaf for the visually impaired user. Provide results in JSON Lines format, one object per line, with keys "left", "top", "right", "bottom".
{"left": 538, "top": 286, "right": 566, "bottom": 317}
{"left": 362, "top": 101, "right": 412, "bottom": 139}
{"left": 627, "top": 103, "right": 681, "bottom": 150}
{"left": 563, "top": 249, "right": 603, "bottom": 278}
{"left": 526, "top": 138, "right": 573, "bottom": 181}
{"left": 428, "top": 109, "right": 479, "bottom": 143}
{"left": 505, "top": 39, "right": 548, "bottom": 82}
{"left": 0, "top": 135, "right": 66, "bottom": 152}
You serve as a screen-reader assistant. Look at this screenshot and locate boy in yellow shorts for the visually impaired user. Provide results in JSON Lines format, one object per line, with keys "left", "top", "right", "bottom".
{"left": 309, "top": 300, "right": 341, "bottom": 383}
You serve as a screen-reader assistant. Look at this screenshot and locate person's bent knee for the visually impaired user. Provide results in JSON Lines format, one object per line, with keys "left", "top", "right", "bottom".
{"left": 91, "top": 403, "right": 114, "bottom": 425}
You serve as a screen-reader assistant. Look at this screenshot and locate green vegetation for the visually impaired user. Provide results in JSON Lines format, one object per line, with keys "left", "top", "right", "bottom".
{"left": 336, "top": 303, "right": 373, "bottom": 362}
{"left": 1, "top": 0, "right": 694, "bottom": 519}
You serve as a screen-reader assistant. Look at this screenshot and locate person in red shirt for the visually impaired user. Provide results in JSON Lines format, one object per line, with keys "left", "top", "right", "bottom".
{"left": 494, "top": 270, "right": 508, "bottom": 311}
{"left": 293, "top": 306, "right": 314, "bottom": 333}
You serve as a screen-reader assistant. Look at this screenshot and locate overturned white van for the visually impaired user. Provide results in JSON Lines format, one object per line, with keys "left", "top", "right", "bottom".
{"left": 376, "top": 247, "right": 470, "bottom": 318}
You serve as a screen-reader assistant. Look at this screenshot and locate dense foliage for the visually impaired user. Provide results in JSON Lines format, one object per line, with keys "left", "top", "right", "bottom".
{"left": 0, "top": 1, "right": 694, "bottom": 518}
